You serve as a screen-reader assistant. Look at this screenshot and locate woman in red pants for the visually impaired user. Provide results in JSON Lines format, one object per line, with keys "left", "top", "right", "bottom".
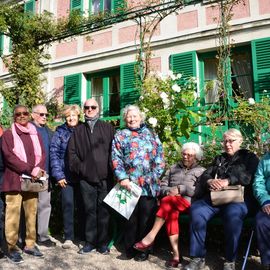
{"left": 134, "top": 142, "right": 205, "bottom": 268}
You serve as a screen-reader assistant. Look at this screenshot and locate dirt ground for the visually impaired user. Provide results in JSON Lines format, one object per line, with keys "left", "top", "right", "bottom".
{"left": 0, "top": 234, "right": 263, "bottom": 270}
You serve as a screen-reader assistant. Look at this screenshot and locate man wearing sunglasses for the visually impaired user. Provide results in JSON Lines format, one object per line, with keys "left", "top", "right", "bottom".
{"left": 68, "top": 98, "right": 115, "bottom": 255}
{"left": 31, "top": 104, "right": 55, "bottom": 248}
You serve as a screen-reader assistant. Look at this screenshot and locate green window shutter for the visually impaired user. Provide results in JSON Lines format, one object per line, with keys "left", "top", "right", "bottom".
{"left": 24, "top": 0, "right": 35, "bottom": 13}
{"left": 170, "top": 51, "right": 197, "bottom": 80}
{"left": 170, "top": 51, "right": 198, "bottom": 142}
{"left": 112, "top": 0, "right": 125, "bottom": 14}
{"left": 0, "top": 34, "right": 3, "bottom": 55}
{"left": 251, "top": 38, "right": 270, "bottom": 101}
{"left": 64, "top": 74, "right": 82, "bottom": 105}
{"left": 71, "top": 0, "right": 83, "bottom": 12}
{"left": 120, "top": 63, "right": 139, "bottom": 110}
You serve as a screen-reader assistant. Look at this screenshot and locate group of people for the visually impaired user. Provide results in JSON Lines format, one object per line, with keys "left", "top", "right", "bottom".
{"left": 0, "top": 100, "right": 269, "bottom": 270}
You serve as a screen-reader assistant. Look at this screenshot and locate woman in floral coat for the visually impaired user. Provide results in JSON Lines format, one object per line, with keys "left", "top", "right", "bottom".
{"left": 112, "top": 105, "right": 165, "bottom": 261}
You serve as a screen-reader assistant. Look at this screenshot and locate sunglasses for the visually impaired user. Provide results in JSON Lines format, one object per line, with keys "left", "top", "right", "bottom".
{"left": 33, "top": 112, "right": 49, "bottom": 117}
{"left": 14, "top": 111, "right": 30, "bottom": 117}
{"left": 84, "top": 105, "right": 97, "bottom": 110}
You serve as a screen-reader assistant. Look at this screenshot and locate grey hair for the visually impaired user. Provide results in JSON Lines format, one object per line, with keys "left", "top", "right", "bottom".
{"left": 13, "top": 104, "right": 28, "bottom": 115}
{"left": 223, "top": 128, "right": 243, "bottom": 142}
{"left": 182, "top": 142, "right": 203, "bottom": 161}
{"left": 122, "top": 105, "right": 145, "bottom": 122}
{"left": 32, "top": 104, "right": 46, "bottom": 112}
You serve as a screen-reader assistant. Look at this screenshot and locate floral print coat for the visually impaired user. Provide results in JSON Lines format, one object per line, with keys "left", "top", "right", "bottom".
{"left": 111, "top": 124, "right": 165, "bottom": 197}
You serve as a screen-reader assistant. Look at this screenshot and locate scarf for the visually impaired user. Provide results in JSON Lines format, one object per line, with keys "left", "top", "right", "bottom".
{"left": 12, "top": 122, "right": 42, "bottom": 166}
{"left": 85, "top": 115, "right": 99, "bottom": 133}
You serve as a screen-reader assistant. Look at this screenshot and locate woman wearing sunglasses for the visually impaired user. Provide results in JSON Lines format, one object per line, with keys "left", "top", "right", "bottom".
{"left": 50, "top": 105, "right": 85, "bottom": 249}
{"left": 1, "top": 105, "right": 46, "bottom": 264}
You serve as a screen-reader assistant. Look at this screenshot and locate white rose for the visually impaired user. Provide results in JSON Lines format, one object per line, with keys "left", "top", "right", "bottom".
{"left": 248, "top": 98, "right": 255, "bottom": 105}
{"left": 148, "top": 117, "right": 158, "bottom": 127}
{"left": 176, "top": 73, "right": 182, "bottom": 79}
{"left": 160, "top": 92, "right": 168, "bottom": 100}
{"left": 172, "top": 84, "right": 181, "bottom": 93}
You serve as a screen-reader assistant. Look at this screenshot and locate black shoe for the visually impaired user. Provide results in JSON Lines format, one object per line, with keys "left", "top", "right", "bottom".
{"left": 0, "top": 250, "right": 5, "bottom": 259}
{"left": 7, "top": 251, "right": 24, "bottom": 264}
{"left": 117, "top": 252, "right": 136, "bottom": 260}
{"left": 97, "top": 246, "right": 110, "bottom": 255}
{"left": 24, "top": 246, "right": 44, "bottom": 257}
{"left": 38, "top": 239, "right": 56, "bottom": 247}
{"left": 134, "top": 251, "right": 149, "bottom": 262}
{"left": 78, "top": 243, "right": 95, "bottom": 254}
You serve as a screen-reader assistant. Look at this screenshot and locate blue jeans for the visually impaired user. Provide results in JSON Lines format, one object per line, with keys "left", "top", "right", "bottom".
{"left": 62, "top": 183, "right": 85, "bottom": 241}
{"left": 256, "top": 210, "right": 270, "bottom": 266}
{"left": 189, "top": 197, "right": 248, "bottom": 261}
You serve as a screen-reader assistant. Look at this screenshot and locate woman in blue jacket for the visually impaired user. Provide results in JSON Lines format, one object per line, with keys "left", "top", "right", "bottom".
{"left": 253, "top": 153, "right": 270, "bottom": 270}
{"left": 50, "top": 105, "right": 84, "bottom": 249}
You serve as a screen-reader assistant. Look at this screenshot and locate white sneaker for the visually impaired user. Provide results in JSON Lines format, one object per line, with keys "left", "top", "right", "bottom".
{"left": 62, "top": 240, "right": 75, "bottom": 249}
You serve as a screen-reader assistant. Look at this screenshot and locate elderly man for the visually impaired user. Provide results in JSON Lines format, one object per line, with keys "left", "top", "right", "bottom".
{"left": 31, "top": 104, "right": 55, "bottom": 247}
{"left": 68, "top": 98, "right": 115, "bottom": 255}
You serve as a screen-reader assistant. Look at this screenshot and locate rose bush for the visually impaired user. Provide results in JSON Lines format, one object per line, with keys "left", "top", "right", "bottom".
{"left": 138, "top": 71, "right": 200, "bottom": 165}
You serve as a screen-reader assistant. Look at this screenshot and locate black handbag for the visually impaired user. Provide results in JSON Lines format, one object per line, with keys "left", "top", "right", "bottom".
{"left": 20, "top": 174, "right": 49, "bottom": 192}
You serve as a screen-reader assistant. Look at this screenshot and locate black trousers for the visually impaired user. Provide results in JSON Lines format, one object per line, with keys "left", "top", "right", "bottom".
{"left": 80, "top": 179, "right": 110, "bottom": 248}
{"left": 124, "top": 196, "right": 157, "bottom": 253}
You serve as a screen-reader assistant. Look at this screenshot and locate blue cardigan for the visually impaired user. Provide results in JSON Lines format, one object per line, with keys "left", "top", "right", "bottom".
{"left": 253, "top": 153, "right": 270, "bottom": 206}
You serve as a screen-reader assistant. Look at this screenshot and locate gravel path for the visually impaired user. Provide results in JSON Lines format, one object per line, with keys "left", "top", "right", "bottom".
{"left": 0, "top": 235, "right": 263, "bottom": 270}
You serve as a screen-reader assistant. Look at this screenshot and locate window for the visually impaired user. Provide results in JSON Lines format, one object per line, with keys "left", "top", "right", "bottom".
{"left": 89, "top": 0, "right": 124, "bottom": 14}
{"left": 199, "top": 46, "right": 253, "bottom": 105}
{"left": 87, "top": 69, "right": 120, "bottom": 118}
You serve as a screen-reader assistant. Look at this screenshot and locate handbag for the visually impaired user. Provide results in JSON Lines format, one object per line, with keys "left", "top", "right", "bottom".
{"left": 103, "top": 182, "right": 142, "bottom": 220}
{"left": 20, "top": 174, "right": 49, "bottom": 192}
{"left": 210, "top": 185, "right": 244, "bottom": 206}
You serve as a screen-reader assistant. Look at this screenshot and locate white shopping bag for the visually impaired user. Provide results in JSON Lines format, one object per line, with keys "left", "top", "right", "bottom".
{"left": 104, "top": 182, "right": 142, "bottom": 220}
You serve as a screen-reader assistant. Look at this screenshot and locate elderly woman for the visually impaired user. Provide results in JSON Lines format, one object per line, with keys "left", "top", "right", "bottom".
{"left": 1, "top": 105, "right": 46, "bottom": 264}
{"left": 253, "top": 153, "right": 270, "bottom": 270}
{"left": 184, "top": 129, "right": 259, "bottom": 270}
{"left": 134, "top": 142, "right": 205, "bottom": 268}
{"left": 112, "top": 105, "right": 165, "bottom": 261}
{"left": 50, "top": 105, "right": 85, "bottom": 249}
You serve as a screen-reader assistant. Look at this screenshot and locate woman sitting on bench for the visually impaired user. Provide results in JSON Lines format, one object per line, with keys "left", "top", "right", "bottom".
{"left": 134, "top": 142, "right": 205, "bottom": 268}
{"left": 184, "top": 128, "right": 259, "bottom": 270}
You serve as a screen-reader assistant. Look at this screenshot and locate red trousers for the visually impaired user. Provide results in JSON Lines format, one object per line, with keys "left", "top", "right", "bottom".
{"left": 156, "top": 195, "right": 190, "bottom": 236}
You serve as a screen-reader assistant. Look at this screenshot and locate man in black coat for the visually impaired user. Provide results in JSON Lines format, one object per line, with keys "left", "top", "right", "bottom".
{"left": 68, "top": 98, "right": 115, "bottom": 255}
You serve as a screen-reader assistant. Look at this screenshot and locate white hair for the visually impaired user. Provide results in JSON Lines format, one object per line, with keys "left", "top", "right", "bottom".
{"left": 223, "top": 128, "right": 243, "bottom": 142}
{"left": 182, "top": 142, "right": 203, "bottom": 161}
{"left": 122, "top": 105, "right": 145, "bottom": 122}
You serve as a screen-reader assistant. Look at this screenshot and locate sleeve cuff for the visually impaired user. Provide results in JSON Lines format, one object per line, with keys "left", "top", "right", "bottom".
{"left": 31, "top": 167, "right": 40, "bottom": 177}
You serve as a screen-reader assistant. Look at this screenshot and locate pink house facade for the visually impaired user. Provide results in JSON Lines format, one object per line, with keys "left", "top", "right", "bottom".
{"left": 0, "top": 0, "right": 270, "bottom": 129}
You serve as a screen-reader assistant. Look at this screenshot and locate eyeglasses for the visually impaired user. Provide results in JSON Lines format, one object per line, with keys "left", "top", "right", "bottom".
{"left": 14, "top": 112, "right": 30, "bottom": 117}
{"left": 84, "top": 105, "right": 97, "bottom": 110}
{"left": 222, "top": 139, "right": 237, "bottom": 144}
{"left": 33, "top": 112, "right": 49, "bottom": 117}
{"left": 182, "top": 153, "right": 195, "bottom": 158}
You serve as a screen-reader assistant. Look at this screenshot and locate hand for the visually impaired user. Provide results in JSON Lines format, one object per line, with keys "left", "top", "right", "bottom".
{"left": 262, "top": 204, "right": 270, "bottom": 215}
{"left": 58, "top": 179, "right": 67, "bottom": 188}
{"left": 120, "top": 179, "right": 131, "bottom": 191}
{"left": 167, "top": 186, "right": 179, "bottom": 196}
{"left": 208, "top": 178, "right": 229, "bottom": 190}
{"left": 32, "top": 169, "right": 45, "bottom": 181}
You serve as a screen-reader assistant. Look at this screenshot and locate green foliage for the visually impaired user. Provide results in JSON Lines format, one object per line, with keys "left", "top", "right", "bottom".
{"left": 231, "top": 96, "right": 270, "bottom": 156}
{"left": 138, "top": 71, "right": 200, "bottom": 165}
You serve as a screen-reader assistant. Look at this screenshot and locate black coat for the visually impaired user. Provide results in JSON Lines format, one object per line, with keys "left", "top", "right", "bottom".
{"left": 194, "top": 149, "right": 259, "bottom": 201}
{"left": 67, "top": 120, "right": 115, "bottom": 185}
